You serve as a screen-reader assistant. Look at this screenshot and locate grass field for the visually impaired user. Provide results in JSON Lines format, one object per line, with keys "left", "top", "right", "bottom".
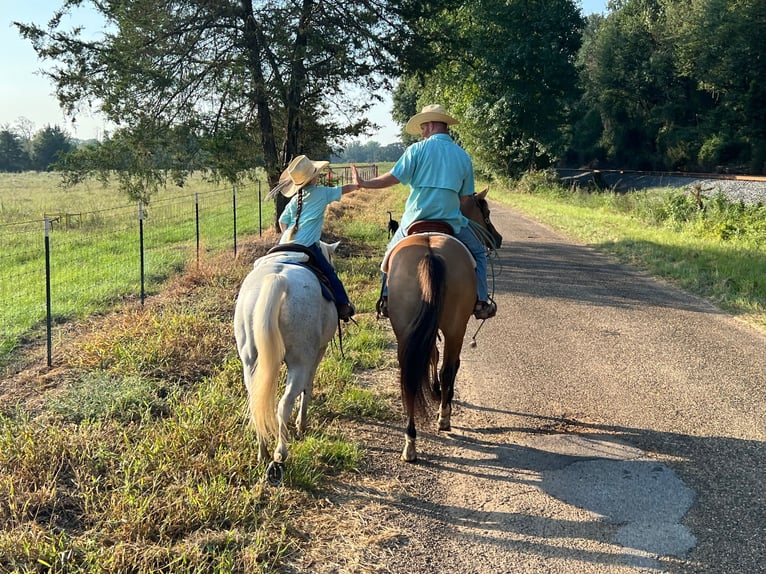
{"left": 1, "top": 168, "right": 764, "bottom": 571}
{"left": 1, "top": 172, "right": 276, "bottom": 366}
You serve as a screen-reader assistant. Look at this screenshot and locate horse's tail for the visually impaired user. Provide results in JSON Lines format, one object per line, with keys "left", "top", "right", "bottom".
{"left": 250, "top": 273, "right": 287, "bottom": 441}
{"left": 400, "top": 250, "right": 446, "bottom": 415}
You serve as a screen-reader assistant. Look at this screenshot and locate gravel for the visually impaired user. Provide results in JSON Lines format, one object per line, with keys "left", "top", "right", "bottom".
{"left": 558, "top": 169, "right": 766, "bottom": 205}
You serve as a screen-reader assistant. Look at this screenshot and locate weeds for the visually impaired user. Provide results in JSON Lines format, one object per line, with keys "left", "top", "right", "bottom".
{"left": 0, "top": 189, "right": 396, "bottom": 570}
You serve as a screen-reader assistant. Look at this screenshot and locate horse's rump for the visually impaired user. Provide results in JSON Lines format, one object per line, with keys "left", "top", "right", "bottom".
{"left": 388, "top": 235, "right": 476, "bottom": 417}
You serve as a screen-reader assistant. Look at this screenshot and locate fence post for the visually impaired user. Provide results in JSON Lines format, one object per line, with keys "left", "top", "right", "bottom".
{"left": 138, "top": 201, "right": 145, "bottom": 305}
{"left": 195, "top": 192, "right": 200, "bottom": 268}
{"left": 232, "top": 184, "right": 238, "bottom": 256}
{"left": 44, "top": 217, "right": 53, "bottom": 367}
{"left": 258, "top": 180, "right": 263, "bottom": 236}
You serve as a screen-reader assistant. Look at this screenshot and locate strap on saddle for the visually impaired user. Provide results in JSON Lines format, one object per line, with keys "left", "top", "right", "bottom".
{"left": 267, "top": 243, "right": 318, "bottom": 265}
{"left": 407, "top": 220, "right": 453, "bottom": 236}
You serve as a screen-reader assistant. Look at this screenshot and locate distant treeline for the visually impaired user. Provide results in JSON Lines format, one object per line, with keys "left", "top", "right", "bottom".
{"left": 0, "top": 125, "right": 78, "bottom": 172}
{"left": 3, "top": 1, "right": 764, "bottom": 176}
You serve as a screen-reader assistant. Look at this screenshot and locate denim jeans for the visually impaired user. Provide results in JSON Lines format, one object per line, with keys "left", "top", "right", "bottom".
{"left": 306, "top": 243, "right": 350, "bottom": 306}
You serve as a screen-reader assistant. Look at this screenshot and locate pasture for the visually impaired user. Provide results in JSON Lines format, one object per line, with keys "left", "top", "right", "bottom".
{"left": 1, "top": 172, "right": 275, "bottom": 368}
{"left": 0, "top": 178, "right": 407, "bottom": 571}
{"left": 2, "top": 168, "right": 765, "bottom": 571}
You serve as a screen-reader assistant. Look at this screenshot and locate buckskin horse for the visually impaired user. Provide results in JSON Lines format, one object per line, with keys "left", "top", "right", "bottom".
{"left": 385, "top": 188, "right": 502, "bottom": 462}
{"left": 234, "top": 241, "right": 341, "bottom": 484}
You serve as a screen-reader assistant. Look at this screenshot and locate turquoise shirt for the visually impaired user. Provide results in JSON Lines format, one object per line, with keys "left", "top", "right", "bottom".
{"left": 279, "top": 185, "right": 343, "bottom": 246}
{"left": 391, "top": 133, "right": 475, "bottom": 233}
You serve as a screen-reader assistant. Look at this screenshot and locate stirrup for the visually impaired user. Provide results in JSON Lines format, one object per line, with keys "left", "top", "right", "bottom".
{"left": 375, "top": 296, "right": 389, "bottom": 318}
{"left": 337, "top": 302, "right": 355, "bottom": 322}
{"left": 473, "top": 300, "right": 496, "bottom": 320}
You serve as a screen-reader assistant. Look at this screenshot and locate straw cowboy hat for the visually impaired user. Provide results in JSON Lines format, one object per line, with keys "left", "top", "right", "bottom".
{"left": 405, "top": 104, "right": 459, "bottom": 135}
{"left": 267, "top": 155, "right": 330, "bottom": 199}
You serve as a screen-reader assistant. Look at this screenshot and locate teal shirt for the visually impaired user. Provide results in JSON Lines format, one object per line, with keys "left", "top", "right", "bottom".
{"left": 391, "top": 133, "right": 475, "bottom": 233}
{"left": 279, "top": 185, "right": 343, "bottom": 246}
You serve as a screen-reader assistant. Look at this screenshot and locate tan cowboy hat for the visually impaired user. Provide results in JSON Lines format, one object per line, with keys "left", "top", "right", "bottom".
{"left": 267, "top": 155, "right": 330, "bottom": 199}
{"left": 405, "top": 104, "right": 459, "bottom": 135}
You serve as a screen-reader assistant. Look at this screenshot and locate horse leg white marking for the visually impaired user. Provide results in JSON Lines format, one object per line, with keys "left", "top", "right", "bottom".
{"left": 438, "top": 403, "right": 452, "bottom": 431}
{"left": 402, "top": 432, "right": 417, "bottom": 462}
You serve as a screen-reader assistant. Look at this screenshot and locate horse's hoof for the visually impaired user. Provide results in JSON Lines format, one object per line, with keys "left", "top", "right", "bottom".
{"left": 438, "top": 421, "right": 451, "bottom": 432}
{"left": 266, "top": 461, "right": 284, "bottom": 486}
{"left": 401, "top": 442, "right": 417, "bottom": 463}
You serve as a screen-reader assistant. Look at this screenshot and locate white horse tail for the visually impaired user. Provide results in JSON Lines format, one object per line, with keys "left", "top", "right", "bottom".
{"left": 251, "top": 273, "right": 287, "bottom": 441}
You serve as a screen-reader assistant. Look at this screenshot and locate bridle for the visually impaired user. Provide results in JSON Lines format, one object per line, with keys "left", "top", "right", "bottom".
{"left": 467, "top": 194, "right": 501, "bottom": 251}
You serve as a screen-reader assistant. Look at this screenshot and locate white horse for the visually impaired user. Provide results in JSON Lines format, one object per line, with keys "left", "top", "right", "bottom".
{"left": 234, "top": 241, "right": 340, "bottom": 483}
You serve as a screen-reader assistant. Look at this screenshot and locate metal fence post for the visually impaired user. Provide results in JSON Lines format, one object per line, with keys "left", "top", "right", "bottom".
{"left": 195, "top": 192, "right": 200, "bottom": 268}
{"left": 232, "top": 184, "right": 238, "bottom": 256}
{"left": 258, "top": 180, "right": 263, "bottom": 236}
{"left": 139, "top": 201, "right": 145, "bottom": 305}
{"left": 44, "top": 217, "right": 53, "bottom": 367}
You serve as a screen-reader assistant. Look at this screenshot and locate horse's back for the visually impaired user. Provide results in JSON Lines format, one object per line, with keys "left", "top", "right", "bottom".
{"left": 235, "top": 260, "right": 337, "bottom": 359}
{"left": 388, "top": 234, "right": 476, "bottom": 333}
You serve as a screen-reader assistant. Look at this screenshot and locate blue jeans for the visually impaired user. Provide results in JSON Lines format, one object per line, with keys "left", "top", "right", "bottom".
{"left": 381, "top": 223, "right": 488, "bottom": 301}
{"left": 306, "top": 243, "right": 350, "bottom": 306}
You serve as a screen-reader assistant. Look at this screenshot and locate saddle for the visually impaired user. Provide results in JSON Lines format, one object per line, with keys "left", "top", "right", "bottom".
{"left": 266, "top": 244, "right": 335, "bottom": 303}
{"left": 406, "top": 220, "right": 453, "bottom": 236}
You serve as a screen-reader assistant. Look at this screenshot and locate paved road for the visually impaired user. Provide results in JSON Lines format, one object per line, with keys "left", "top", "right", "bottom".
{"left": 371, "top": 202, "right": 766, "bottom": 574}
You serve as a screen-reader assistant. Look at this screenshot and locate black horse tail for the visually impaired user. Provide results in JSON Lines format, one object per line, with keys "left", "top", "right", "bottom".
{"left": 400, "top": 250, "right": 446, "bottom": 418}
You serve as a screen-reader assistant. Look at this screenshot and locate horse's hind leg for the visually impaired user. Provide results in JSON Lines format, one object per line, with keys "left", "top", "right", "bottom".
{"left": 437, "top": 341, "right": 461, "bottom": 432}
{"left": 295, "top": 348, "right": 325, "bottom": 436}
{"left": 273, "top": 367, "right": 310, "bottom": 464}
{"left": 402, "top": 397, "right": 418, "bottom": 462}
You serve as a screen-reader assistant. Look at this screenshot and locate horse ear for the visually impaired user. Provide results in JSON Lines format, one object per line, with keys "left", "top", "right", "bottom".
{"left": 477, "top": 186, "right": 489, "bottom": 200}
{"left": 326, "top": 241, "right": 340, "bottom": 254}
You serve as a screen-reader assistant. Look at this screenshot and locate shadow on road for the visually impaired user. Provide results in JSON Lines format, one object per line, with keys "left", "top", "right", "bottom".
{"left": 369, "top": 406, "right": 765, "bottom": 574}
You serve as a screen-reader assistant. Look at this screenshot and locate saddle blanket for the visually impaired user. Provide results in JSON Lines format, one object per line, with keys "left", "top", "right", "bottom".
{"left": 380, "top": 232, "right": 476, "bottom": 273}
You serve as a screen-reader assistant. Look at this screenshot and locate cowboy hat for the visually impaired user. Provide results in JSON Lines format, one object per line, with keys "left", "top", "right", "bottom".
{"left": 267, "top": 155, "right": 330, "bottom": 199}
{"left": 405, "top": 104, "right": 459, "bottom": 135}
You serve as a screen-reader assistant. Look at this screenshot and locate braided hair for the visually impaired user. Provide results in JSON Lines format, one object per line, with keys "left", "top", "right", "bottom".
{"left": 285, "top": 188, "right": 304, "bottom": 241}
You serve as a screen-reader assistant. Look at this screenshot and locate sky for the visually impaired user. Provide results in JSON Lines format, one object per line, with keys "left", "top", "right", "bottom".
{"left": 1, "top": 0, "right": 609, "bottom": 145}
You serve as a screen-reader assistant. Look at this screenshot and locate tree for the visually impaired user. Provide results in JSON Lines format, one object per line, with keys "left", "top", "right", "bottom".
{"left": 399, "top": 0, "right": 584, "bottom": 177}
{"left": 0, "top": 130, "right": 30, "bottom": 172}
{"left": 667, "top": 0, "right": 766, "bottom": 173}
{"left": 30, "top": 125, "right": 74, "bottom": 171}
{"left": 15, "top": 0, "right": 404, "bottom": 218}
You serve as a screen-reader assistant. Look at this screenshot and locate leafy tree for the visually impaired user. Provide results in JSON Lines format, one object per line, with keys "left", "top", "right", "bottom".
{"left": 0, "top": 130, "right": 30, "bottom": 172}
{"left": 667, "top": 0, "right": 766, "bottom": 173}
{"left": 30, "top": 125, "right": 74, "bottom": 171}
{"left": 399, "top": 0, "right": 584, "bottom": 177}
{"left": 15, "top": 0, "right": 404, "bottom": 216}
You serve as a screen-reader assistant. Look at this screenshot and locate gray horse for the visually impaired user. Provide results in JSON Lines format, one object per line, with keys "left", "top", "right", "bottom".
{"left": 234, "top": 241, "right": 339, "bottom": 483}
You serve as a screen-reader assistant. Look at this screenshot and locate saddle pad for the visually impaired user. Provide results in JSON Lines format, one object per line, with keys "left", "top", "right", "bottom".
{"left": 380, "top": 233, "right": 476, "bottom": 273}
{"left": 253, "top": 251, "right": 309, "bottom": 269}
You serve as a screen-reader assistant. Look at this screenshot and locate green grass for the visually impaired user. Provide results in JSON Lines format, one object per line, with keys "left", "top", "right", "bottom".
{"left": 0, "top": 183, "right": 397, "bottom": 571}
{"left": 1, "top": 173, "right": 275, "bottom": 366}
{"left": 495, "top": 171, "right": 766, "bottom": 329}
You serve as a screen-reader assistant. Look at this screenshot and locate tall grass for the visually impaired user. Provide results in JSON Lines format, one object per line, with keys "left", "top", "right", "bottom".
{"left": 0, "top": 181, "right": 400, "bottom": 572}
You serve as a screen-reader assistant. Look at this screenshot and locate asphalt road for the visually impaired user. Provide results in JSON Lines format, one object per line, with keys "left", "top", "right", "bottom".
{"left": 371, "top": 202, "right": 766, "bottom": 574}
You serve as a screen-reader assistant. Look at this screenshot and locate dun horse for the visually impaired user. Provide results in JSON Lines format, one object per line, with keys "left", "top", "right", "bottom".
{"left": 385, "top": 189, "right": 502, "bottom": 461}
{"left": 234, "top": 242, "right": 340, "bottom": 484}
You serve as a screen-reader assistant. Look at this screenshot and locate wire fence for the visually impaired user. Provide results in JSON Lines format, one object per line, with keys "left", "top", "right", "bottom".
{"left": 1, "top": 165, "right": 379, "bottom": 371}
{"left": 1, "top": 180, "right": 273, "bottom": 370}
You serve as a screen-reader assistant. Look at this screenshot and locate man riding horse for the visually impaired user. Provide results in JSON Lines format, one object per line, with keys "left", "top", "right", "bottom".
{"left": 351, "top": 104, "right": 496, "bottom": 320}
